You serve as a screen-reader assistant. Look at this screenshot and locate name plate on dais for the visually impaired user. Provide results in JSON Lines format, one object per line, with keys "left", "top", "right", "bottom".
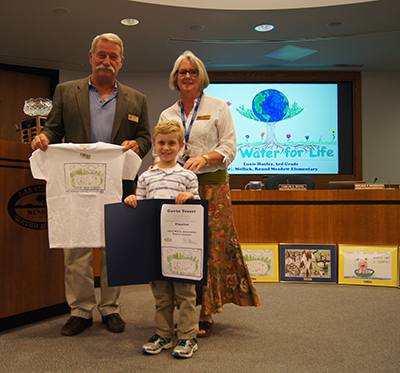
{"left": 354, "top": 183, "right": 385, "bottom": 190}
{"left": 279, "top": 184, "right": 307, "bottom": 190}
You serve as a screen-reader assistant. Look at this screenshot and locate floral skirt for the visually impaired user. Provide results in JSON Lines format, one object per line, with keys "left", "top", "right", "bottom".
{"left": 196, "top": 183, "right": 260, "bottom": 314}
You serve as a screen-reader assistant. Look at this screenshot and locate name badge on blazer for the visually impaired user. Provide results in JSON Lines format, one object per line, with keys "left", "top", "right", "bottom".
{"left": 128, "top": 114, "right": 139, "bottom": 123}
{"left": 197, "top": 115, "right": 211, "bottom": 120}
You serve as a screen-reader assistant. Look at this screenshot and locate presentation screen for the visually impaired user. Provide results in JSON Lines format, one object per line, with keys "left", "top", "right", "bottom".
{"left": 205, "top": 82, "right": 353, "bottom": 176}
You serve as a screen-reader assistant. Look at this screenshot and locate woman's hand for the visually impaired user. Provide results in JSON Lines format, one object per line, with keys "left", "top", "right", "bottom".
{"left": 183, "top": 155, "right": 208, "bottom": 174}
{"left": 183, "top": 152, "right": 223, "bottom": 173}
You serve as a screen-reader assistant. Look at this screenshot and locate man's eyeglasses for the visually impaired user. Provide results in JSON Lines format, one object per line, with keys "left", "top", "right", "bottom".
{"left": 178, "top": 69, "right": 198, "bottom": 77}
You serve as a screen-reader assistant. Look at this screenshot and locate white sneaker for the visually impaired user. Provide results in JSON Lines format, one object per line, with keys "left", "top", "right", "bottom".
{"left": 142, "top": 334, "right": 173, "bottom": 355}
{"left": 172, "top": 338, "right": 198, "bottom": 358}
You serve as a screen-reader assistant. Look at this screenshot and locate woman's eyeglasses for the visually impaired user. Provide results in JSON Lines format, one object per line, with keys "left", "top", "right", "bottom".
{"left": 178, "top": 69, "right": 198, "bottom": 77}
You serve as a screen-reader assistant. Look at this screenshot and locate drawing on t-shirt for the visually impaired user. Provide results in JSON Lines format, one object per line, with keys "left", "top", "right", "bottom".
{"left": 64, "top": 163, "right": 106, "bottom": 192}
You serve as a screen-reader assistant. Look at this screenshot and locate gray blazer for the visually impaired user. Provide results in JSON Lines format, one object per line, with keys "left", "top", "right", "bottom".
{"left": 41, "top": 77, "right": 151, "bottom": 159}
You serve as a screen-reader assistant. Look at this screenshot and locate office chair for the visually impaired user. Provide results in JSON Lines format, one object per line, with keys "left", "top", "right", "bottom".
{"left": 265, "top": 174, "right": 315, "bottom": 190}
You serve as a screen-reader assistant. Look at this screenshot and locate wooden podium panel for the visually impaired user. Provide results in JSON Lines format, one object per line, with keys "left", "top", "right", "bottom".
{"left": 334, "top": 204, "right": 399, "bottom": 245}
{"left": 232, "top": 205, "right": 257, "bottom": 243}
{"left": 0, "top": 140, "right": 65, "bottom": 320}
{"left": 254, "top": 204, "right": 334, "bottom": 244}
{"left": 231, "top": 190, "right": 400, "bottom": 246}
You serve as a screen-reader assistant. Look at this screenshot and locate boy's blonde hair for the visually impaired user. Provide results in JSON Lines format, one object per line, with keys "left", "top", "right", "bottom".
{"left": 152, "top": 120, "right": 185, "bottom": 144}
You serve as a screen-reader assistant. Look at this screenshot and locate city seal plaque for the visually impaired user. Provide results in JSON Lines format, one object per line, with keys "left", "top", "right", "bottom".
{"left": 8, "top": 185, "right": 47, "bottom": 230}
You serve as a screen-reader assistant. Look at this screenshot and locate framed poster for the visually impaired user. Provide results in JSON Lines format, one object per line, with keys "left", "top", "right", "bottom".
{"left": 242, "top": 243, "right": 279, "bottom": 282}
{"left": 338, "top": 244, "right": 398, "bottom": 287}
{"left": 280, "top": 244, "right": 337, "bottom": 283}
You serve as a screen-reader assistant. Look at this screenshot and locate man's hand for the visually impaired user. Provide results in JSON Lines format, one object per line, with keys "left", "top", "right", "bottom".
{"left": 121, "top": 140, "right": 139, "bottom": 155}
{"left": 31, "top": 133, "right": 50, "bottom": 151}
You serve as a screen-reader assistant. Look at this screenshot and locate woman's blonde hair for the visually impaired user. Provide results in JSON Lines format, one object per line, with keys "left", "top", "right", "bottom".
{"left": 169, "top": 50, "right": 210, "bottom": 91}
{"left": 153, "top": 119, "right": 185, "bottom": 144}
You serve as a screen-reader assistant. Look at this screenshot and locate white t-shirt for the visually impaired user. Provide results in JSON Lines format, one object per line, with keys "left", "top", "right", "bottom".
{"left": 30, "top": 142, "right": 142, "bottom": 248}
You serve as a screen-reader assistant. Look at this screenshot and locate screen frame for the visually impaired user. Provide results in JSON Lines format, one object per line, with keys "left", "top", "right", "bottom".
{"left": 207, "top": 70, "right": 362, "bottom": 190}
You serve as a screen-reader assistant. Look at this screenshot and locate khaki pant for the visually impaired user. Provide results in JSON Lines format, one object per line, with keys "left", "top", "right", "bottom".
{"left": 64, "top": 247, "right": 121, "bottom": 319}
{"left": 150, "top": 280, "right": 198, "bottom": 340}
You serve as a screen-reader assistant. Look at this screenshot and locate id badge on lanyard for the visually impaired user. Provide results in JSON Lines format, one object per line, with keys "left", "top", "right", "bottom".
{"left": 178, "top": 92, "right": 203, "bottom": 166}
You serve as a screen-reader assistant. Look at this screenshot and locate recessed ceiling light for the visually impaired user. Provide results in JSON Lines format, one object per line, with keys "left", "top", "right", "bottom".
{"left": 188, "top": 24, "right": 205, "bottom": 31}
{"left": 327, "top": 21, "right": 343, "bottom": 27}
{"left": 255, "top": 24, "right": 275, "bottom": 32}
{"left": 121, "top": 18, "right": 139, "bottom": 26}
{"left": 52, "top": 8, "right": 70, "bottom": 15}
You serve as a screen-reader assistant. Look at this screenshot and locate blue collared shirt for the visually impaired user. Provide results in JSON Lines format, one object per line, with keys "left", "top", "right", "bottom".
{"left": 89, "top": 78, "right": 118, "bottom": 143}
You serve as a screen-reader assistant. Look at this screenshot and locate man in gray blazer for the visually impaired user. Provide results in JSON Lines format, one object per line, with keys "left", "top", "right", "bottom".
{"left": 31, "top": 33, "right": 151, "bottom": 336}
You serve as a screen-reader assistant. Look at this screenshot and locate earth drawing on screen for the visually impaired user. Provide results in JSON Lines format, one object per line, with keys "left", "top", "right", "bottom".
{"left": 236, "top": 89, "right": 320, "bottom": 153}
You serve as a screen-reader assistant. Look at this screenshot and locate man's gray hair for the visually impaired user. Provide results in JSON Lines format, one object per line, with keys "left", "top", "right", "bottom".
{"left": 90, "top": 33, "right": 124, "bottom": 58}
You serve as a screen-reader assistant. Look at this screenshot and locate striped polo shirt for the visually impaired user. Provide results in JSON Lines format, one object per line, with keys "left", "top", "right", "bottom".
{"left": 136, "top": 164, "right": 199, "bottom": 200}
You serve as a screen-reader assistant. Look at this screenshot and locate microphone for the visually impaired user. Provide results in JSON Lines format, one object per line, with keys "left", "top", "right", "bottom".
{"left": 373, "top": 178, "right": 378, "bottom": 183}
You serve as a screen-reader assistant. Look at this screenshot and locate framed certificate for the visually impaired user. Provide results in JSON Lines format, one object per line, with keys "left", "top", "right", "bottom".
{"left": 242, "top": 243, "right": 279, "bottom": 282}
{"left": 338, "top": 244, "right": 398, "bottom": 287}
{"left": 280, "top": 244, "right": 337, "bottom": 283}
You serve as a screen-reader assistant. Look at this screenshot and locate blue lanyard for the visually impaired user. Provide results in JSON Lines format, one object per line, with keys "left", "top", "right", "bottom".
{"left": 180, "top": 92, "right": 203, "bottom": 150}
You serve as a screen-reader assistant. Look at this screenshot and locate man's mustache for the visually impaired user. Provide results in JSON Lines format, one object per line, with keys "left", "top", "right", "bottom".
{"left": 96, "top": 64, "right": 115, "bottom": 73}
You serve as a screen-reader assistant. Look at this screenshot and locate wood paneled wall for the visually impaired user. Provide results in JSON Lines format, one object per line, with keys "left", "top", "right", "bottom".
{"left": 0, "top": 141, "right": 65, "bottom": 319}
{"left": 231, "top": 190, "right": 400, "bottom": 246}
{"left": 0, "top": 64, "right": 58, "bottom": 142}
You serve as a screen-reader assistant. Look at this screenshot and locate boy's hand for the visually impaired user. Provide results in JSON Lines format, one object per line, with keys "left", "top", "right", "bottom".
{"left": 175, "top": 192, "right": 194, "bottom": 205}
{"left": 124, "top": 194, "right": 138, "bottom": 208}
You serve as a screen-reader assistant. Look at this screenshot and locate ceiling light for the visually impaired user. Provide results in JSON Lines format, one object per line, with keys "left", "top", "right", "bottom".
{"left": 188, "top": 24, "right": 205, "bottom": 31}
{"left": 121, "top": 18, "right": 139, "bottom": 26}
{"left": 264, "top": 45, "right": 318, "bottom": 61}
{"left": 327, "top": 21, "right": 343, "bottom": 27}
{"left": 255, "top": 24, "right": 275, "bottom": 32}
{"left": 52, "top": 8, "right": 70, "bottom": 15}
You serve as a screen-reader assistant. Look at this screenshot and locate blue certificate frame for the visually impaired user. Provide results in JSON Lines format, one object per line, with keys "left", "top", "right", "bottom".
{"left": 105, "top": 199, "right": 208, "bottom": 286}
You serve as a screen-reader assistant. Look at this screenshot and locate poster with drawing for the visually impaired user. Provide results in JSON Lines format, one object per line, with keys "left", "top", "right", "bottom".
{"left": 338, "top": 244, "right": 398, "bottom": 287}
{"left": 160, "top": 204, "right": 204, "bottom": 281}
{"left": 242, "top": 243, "right": 279, "bottom": 282}
{"left": 280, "top": 244, "right": 337, "bottom": 283}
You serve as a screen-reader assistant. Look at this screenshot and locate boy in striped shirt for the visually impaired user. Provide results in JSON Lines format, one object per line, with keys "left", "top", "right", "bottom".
{"left": 124, "top": 119, "right": 199, "bottom": 358}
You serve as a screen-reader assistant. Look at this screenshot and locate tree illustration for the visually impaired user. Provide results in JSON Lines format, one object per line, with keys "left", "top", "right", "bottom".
{"left": 236, "top": 89, "right": 315, "bottom": 153}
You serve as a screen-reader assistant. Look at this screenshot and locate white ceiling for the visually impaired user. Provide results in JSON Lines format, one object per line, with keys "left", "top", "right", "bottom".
{"left": 0, "top": 0, "right": 399, "bottom": 73}
{"left": 134, "top": 0, "right": 377, "bottom": 10}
